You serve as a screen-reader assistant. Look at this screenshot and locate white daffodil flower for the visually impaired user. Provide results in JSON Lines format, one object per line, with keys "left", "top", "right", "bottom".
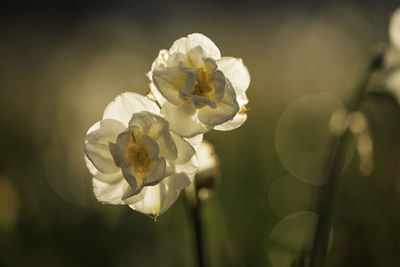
{"left": 84, "top": 92, "right": 198, "bottom": 217}
{"left": 148, "top": 33, "right": 250, "bottom": 137}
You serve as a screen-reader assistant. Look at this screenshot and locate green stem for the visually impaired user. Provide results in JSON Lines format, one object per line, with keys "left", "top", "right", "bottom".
{"left": 309, "top": 52, "right": 383, "bottom": 267}
{"left": 185, "top": 184, "right": 206, "bottom": 267}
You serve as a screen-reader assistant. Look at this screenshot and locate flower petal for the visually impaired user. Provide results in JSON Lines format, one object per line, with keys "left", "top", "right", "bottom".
{"left": 144, "top": 158, "right": 167, "bottom": 184}
{"left": 161, "top": 102, "right": 211, "bottom": 137}
{"left": 170, "top": 33, "right": 221, "bottom": 60}
{"left": 150, "top": 49, "right": 169, "bottom": 71}
{"left": 141, "top": 135, "right": 160, "bottom": 160}
{"left": 85, "top": 119, "right": 126, "bottom": 174}
{"left": 183, "top": 134, "right": 204, "bottom": 154}
{"left": 390, "top": 8, "right": 400, "bottom": 50}
{"left": 170, "top": 133, "right": 198, "bottom": 180}
{"left": 129, "top": 112, "right": 178, "bottom": 160}
{"left": 92, "top": 176, "right": 131, "bottom": 205}
{"left": 198, "top": 79, "right": 239, "bottom": 126}
{"left": 149, "top": 121, "right": 177, "bottom": 160}
{"left": 108, "top": 130, "right": 131, "bottom": 167}
{"left": 129, "top": 173, "right": 190, "bottom": 215}
{"left": 191, "top": 95, "right": 217, "bottom": 108}
{"left": 85, "top": 155, "right": 123, "bottom": 184}
{"left": 103, "top": 92, "right": 160, "bottom": 125}
{"left": 152, "top": 65, "right": 193, "bottom": 105}
{"left": 214, "top": 93, "right": 248, "bottom": 131}
{"left": 217, "top": 57, "right": 250, "bottom": 97}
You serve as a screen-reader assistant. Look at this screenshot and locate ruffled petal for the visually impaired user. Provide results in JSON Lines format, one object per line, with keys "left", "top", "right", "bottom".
{"left": 152, "top": 65, "right": 191, "bottom": 105}
{"left": 141, "top": 134, "right": 160, "bottom": 159}
{"left": 129, "top": 173, "right": 191, "bottom": 216}
{"left": 85, "top": 119, "right": 126, "bottom": 174}
{"left": 92, "top": 176, "right": 131, "bottom": 205}
{"left": 150, "top": 49, "right": 169, "bottom": 71}
{"left": 198, "top": 80, "right": 239, "bottom": 126}
{"left": 214, "top": 93, "right": 248, "bottom": 131}
{"left": 169, "top": 33, "right": 221, "bottom": 60}
{"left": 103, "top": 92, "right": 160, "bottom": 126}
{"left": 170, "top": 133, "right": 198, "bottom": 181}
{"left": 161, "top": 102, "right": 211, "bottom": 137}
{"left": 183, "top": 134, "right": 204, "bottom": 154}
{"left": 149, "top": 123, "right": 177, "bottom": 161}
{"left": 85, "top": 155, "right": 123, "bottom": 184}
{"left": 217, "top": 57, "right": 250, "bottom": 97}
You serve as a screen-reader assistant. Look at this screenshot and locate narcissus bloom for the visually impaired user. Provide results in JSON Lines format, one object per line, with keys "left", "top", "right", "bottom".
{"left": 84, "top": 92, "right": 198, "bottom": 216}
{"left": 148, "top": 33, "right": 250, "bottom": 137}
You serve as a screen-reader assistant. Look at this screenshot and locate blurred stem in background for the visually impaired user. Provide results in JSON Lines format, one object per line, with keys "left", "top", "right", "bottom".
{"left": 185, "top": 183, "right": 206, "bottom": 267}
{"left": 309, "top": 50, "right": 384, "bottom": 267}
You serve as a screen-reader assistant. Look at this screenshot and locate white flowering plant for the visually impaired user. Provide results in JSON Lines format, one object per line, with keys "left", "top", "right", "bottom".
{"left": 84, "top": 33, "right": 250, "bottom": 218}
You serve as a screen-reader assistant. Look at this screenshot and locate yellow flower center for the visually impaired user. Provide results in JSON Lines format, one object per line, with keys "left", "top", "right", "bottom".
{"left": 193, "top": 67, "right": 215, "bottom": 98}
{"left": 125, "top": 133, "right": 153, "bottom": 175}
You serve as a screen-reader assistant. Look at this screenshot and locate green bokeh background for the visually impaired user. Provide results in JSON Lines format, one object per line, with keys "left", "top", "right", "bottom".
{"left": 1, "top": 1, "right": 400, "bottom": 266}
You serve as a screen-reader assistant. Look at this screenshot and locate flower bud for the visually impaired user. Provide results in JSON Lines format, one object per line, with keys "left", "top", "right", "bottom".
{"left": 195, "top": 141, "right": 220, "bottom": 200}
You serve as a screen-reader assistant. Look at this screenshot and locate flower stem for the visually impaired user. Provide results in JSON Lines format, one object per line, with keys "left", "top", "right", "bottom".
{"left": 309, "top": 52, "right": 383, "bottom": 267}
{"left": 185, "top": 184, "right": 206, "bottom": 267}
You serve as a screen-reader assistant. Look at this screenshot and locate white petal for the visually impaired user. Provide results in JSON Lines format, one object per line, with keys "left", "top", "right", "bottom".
{"left": 191, "top": 95, "right": 217, "bottom": 108}
{"left": 128, "top": 112, "right": 178, "bottom": 160}
{"left": 85, "top": 119, "right": 126, "bottom": 145}
{"left": 198, "top": 79, "right": 239, "bottom": 126}
{"left": 197, "top": 141, "right": 218, "bottom": 173}
{"left": 214, "top": 93, "right": 248, "bottom": 131}
{"left": 170, "top": 133, "right": 198, "bottom": 181}
{"left": 129, "top": 173, "right": 190, "bottom": 215}
{"left": 85, "top": 119, "right": 126, "bottom": 174}
{"left": 170, "top": 33, "right": 221, "bottom": 60}
{"left": 183, "top": 134, "right": 204, "bottom": 154}
{"left": 85, "top": 155, "right": 123, "bottom": 184}
{"left": 187, "top": 46, "right": 207, "bottom": 68}
{"left": 103, "top": 92, "right": 160, "bottom": 126}
{"left": 390, "top": 8, "right": 400, "bottom": 50}
{"left": 152, "top": 66, "right": 189, "bottom": 105}
{"left": 212, "top": 69, "right": 226, "bottom": 103}
{"left": 167, "top": 52, "right": 187, "bottom": 67}
{"left": 92, "top": 175, "right": 131, "bottom": 205}
{"left": 144, "top": 158, "right": 167, "bottom": 184}
{"left": 161, "top": 102, "right": 211, "bottom": 137}
{"left": 141, "top": 134, "right": 160, "bottom": 159}
{"left": 170, "top": 133, "right": 196, "bottom": 165}
{"left": 109, "top": 130, "right": 131, "bottom": 167}
{"left": 217, "top": 57, "right": 250, "bottom": 97}
{"left": 149, "top": 121, "right": 177, "bottom": 160}
{"left": 150, "top": 49, "right": 169, "bottom": 71}
{"left": 148, "top": 82, "right": 167, "bottom": 107}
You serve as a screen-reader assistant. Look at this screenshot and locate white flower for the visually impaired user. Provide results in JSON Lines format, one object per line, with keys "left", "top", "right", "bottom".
{"left": 390, "top": 8, "right": 400, "bottom": 51}
{"left": 386, "top": 8, "right": 400, "bottom": 67}
{"left": 84, "top": 92, "right": 198, "bottom": 216}
{"left": 197, "top": 140, "right": 219, "bottom": 175}
{"left": 195, "top": 141, "right": 220, "bottom": 201}
{"left": 148, "top": 33, "right": 250, "bottom": 137}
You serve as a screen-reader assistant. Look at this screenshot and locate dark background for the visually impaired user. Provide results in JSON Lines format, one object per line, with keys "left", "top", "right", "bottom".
{"left": 1, "top": 0, "right": 400, "bottom": 266}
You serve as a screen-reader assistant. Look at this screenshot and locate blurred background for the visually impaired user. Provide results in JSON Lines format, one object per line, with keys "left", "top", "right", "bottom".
{"left": 1, "top": 0, "right": 400, "bottom": 266}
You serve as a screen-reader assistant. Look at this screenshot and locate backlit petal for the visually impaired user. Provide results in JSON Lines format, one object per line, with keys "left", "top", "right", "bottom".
{"left": 198, "top": 79, "right": 239, "bottom": 126}
{"left": 161, "top": 102, "right": 211, "bottom": 137}
{"left": 217, "top": 57, "right": 250, "bottom": 96}
{"left": 103, "top": 92, "right": 160, "bottom": 125}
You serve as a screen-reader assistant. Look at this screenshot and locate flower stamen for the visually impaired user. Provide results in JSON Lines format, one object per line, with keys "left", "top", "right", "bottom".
{"left": 125, "top": 133, "right": 153, "bottom": 175}
{"left": 193, "top": 68, "right": 214, "bottom": 98}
